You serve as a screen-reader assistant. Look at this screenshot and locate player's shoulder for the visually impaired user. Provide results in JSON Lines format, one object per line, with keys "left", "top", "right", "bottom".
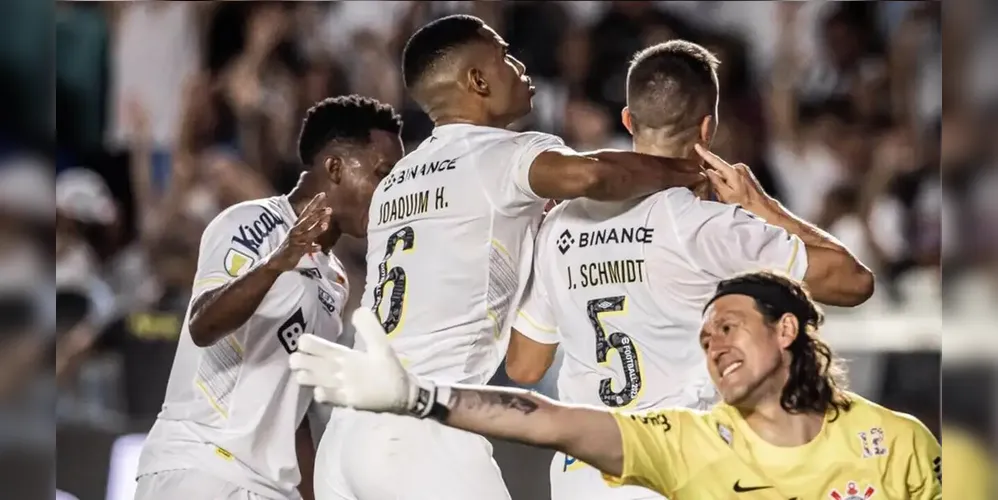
{"left": 202, "top": 196, "right": 292, "bottom": 252}
{"left": 473, "top": 127, "right": 569, "bottom": 153}
{"left": 621, "top": 406, "right": 715, "bottom": 431}
{"left": 651, "top": 187, "right": 731, "bottom": 216}
{"left": 207, "top": 196, "right": 288, "bottom": 230}
{"left": 840, "top": 392, "right": 937, "bottom": 441}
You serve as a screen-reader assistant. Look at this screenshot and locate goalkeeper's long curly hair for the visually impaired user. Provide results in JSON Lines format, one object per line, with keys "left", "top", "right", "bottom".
{"left": 714, "top": 272, "right": 853, "bottom": 420}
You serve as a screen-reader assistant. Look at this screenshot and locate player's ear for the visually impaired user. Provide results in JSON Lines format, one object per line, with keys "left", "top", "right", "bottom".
{"left": 468, "top": 67, "right": 489, "bottom": 96}
{"left": 775, "top": 312, "right": 798, "bottom": 349}
{"left": 621, "top": 107, "right": 635, "bottom": 136}
{"left": 325, "top": 156, "right": 342, "bottom": 185}
{"left": 699, "top": 115, "right": 715, "bottom": 146}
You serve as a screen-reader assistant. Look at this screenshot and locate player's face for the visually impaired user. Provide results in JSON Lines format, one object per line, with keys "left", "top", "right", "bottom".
{"left": 700, "top": 295, "right": 789, "bottom": 407}
{"left": 479, "top": 26, "right": 534, "bottom": 125}
{"left": 329, "top": 130, "right": 403, "bottom": 237}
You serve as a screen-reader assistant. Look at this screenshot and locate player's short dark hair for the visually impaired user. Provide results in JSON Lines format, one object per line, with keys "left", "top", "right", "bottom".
{"left": 402, "top": 14, "right": 486, "bottom": 91}
{"left": 711, "top": 271, "right": 853, "bottom": 419}
{"left": 297, "top": 95, "right": 402, "bottom": 165}
{"left": 626, "top": 40, "right": 720, "bottom": 133}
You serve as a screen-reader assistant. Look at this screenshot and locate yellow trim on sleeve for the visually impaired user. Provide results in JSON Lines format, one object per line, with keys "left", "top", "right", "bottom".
{"left": 226, "top": 335, "right": 244, "bottom": 356}
{"left": 194, "top": 379, "right": 229, "bottom": 419}
{"left": 784, "top": 238, "right": 800, "bottom": 275}
{"left": 193, "top": 277, "right": 230, "bottom": 289}
{"left": 517, "top": 310, "right": 556, "bottom": 334}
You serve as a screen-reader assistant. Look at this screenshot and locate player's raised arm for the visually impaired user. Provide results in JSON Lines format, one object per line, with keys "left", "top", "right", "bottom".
{"left": 528, "top": 148, "right": 705, "bottom": 202}
{"left": 188, "top": 193, "right": 331, "bottom": 347}
{"left": 696, "top": 145, "right": 874, "bottom": 306}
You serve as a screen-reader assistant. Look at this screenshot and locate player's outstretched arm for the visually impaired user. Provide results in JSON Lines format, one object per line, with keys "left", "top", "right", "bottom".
{"left": 529, "top": 149, "right": 705, "bottom": 202}
{"left": 444, "top": 386, "right": 625, "bottom": 477}
{"left": 289, "top": 309, "right": 626, "bottom": 477}
{"left": 189, "top": 193, "right": 331, "bottom": 347}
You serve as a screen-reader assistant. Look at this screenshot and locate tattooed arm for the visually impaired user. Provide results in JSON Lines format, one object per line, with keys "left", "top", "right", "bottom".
{"left": 289, "top": 310, "right": 623, "bottom": 477}
{"left": 440, "top": 385, "right": 625, "bottom": 477}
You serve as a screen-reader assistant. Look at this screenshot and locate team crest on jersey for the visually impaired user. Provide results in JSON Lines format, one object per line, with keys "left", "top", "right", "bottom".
{"left": 223, "top": 248, "right": 255, "bottom": 277}
{"left": 828, "top": 481, "right": 876, "bottom": 500}
{"left": 717, "top": 423, "right": 733, "bottom": 446}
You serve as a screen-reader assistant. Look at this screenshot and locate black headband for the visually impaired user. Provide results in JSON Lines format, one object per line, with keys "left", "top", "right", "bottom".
{"left": 702, "top": 281, "right": 806, "bottom": 322}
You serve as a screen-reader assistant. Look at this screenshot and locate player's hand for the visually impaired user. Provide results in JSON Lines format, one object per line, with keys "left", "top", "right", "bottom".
{"left": 266, "top": 192, "right": 331, "bottom": 272}
{"left": 289, "top": 309, "right": 424, "bottom": 416}
{"left": 695, "top": 144, "right": 772, "bottom": 213}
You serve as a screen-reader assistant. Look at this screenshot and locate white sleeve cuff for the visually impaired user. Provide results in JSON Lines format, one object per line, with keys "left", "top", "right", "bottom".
{"left": 512, "top": 310, "right": 560, "bottom": 345}
{"left": 516, "top": 145, "right": 576, "bottom": 201}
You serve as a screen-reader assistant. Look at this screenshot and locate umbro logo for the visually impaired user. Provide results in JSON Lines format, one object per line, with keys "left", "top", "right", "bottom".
{"left": 733, "top": 480, "right": 772, "bottom": 493}
{"left": 556, "top": 229, "right": 575, "bottom": 254}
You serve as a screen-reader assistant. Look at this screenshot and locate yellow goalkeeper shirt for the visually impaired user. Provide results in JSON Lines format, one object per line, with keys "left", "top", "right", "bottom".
{"left": 603, "top": 392, "right": 941, "bottom": 499}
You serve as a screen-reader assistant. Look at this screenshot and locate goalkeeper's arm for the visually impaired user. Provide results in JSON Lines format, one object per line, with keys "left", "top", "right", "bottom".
{"left": 434, "top": 385, "right": 625, "bottom": 477}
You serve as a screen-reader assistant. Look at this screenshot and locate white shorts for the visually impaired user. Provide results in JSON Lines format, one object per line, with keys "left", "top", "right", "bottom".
{"left": 315, "top": 409, "right": 511, "bottom": 500}
{"left": 549, "top": 452, "right": 665, "bottom": 500}
{"left": 134, "top": 469, "right": 300, "bottom": 500}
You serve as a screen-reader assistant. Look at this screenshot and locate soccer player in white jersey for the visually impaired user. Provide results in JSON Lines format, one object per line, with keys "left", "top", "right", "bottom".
{"left": 134, "top": 96, "right": 404, "bottom": 500}
{"left": 312, "top": 15, "right": 709, "bottom": 500}
{"left": 505, "top": 41, "right": 875, "bottom": 500}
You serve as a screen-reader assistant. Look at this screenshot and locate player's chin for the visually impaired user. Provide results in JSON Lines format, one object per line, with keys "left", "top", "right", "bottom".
{"left": 717, "top": 382, "right": 748, "bottom": 405}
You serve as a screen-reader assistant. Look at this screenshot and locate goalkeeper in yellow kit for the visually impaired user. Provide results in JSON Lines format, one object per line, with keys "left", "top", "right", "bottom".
{"left": 291, "top": 270, "right": 941, "bottom": 500}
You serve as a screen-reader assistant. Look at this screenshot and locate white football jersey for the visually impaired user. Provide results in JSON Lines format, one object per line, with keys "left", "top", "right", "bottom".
{"left": 359, "top": 124, "right": 573, "bottom": 385}
{"left": 513, "top": 188, "right": 808, "bottom": 411}
{"left": 137, "top": 195, "right": 349, "bottom": 499}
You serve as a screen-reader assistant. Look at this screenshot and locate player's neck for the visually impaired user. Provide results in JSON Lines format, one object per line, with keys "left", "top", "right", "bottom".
{"left": 739, "top": 398, "right": 825, "bottom": 448}
{"left": 431, "top": 102, "right": 512, "bottom": 130}
{"left": 632, "top": 138, "right": 695, "bottom": 160}
{"left": 315, "top": 224, "right": 341, "bottom": 254}
{"left": 434, "top": 114, "right": 510, "bottom": 129}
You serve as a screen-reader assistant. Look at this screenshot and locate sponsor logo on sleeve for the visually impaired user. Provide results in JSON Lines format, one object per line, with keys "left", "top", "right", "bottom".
{"left": 630, "top": 412, "right": 671, "bottom": 432}
{"left": 223, "top": 248, "right": 255, "bottom": 277}
{"left": 717, "top": 423, "right": 733, "bottom": 446}
{"left": 276, "top": 308, "right": 306, "bottom": 354}
{"left": 317, "top": 287, "right": 336, "bottom": 316}
{"left": 857, "top": 427, "right": 888, "bottom": 458}
{"left": 230, "top": 208, "right": 287, "bottom": 256}
{"left": 297, "top": 268, "right": 322, "bottom": 280}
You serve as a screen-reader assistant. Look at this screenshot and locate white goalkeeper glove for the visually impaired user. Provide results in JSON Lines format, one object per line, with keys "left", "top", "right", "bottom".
{"left": 289, "top": 308, "right": 447, "bottom": 419}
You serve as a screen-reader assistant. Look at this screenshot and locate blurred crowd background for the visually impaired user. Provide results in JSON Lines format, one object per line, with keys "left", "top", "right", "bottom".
{"left": 0, "top": 0, "right": 980, "bottom": 499}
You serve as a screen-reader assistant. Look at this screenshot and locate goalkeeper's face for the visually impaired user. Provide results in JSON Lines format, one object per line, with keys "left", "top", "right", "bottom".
{"left": 700, "top": 295, "right": 793, "bottom": 407}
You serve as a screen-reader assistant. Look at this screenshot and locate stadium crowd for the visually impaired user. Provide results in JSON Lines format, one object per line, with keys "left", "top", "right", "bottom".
{"left": 37, "top": 1, "right": 992, "bottom": 498}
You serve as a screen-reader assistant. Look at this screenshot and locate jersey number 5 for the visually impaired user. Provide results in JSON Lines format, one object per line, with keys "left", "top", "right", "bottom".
{"left": 372, "top": 226, "right": 415, "bottom": 334}
{"left": 587, "top": 296, "right": 643, "bottom": 408}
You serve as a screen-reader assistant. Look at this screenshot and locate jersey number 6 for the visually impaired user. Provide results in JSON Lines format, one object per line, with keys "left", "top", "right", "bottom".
{"left": 372, "top": 226, "right": 415, "bottom": 334}
{"left": 587, "top": 296, "right": 644, "bottom": 408}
